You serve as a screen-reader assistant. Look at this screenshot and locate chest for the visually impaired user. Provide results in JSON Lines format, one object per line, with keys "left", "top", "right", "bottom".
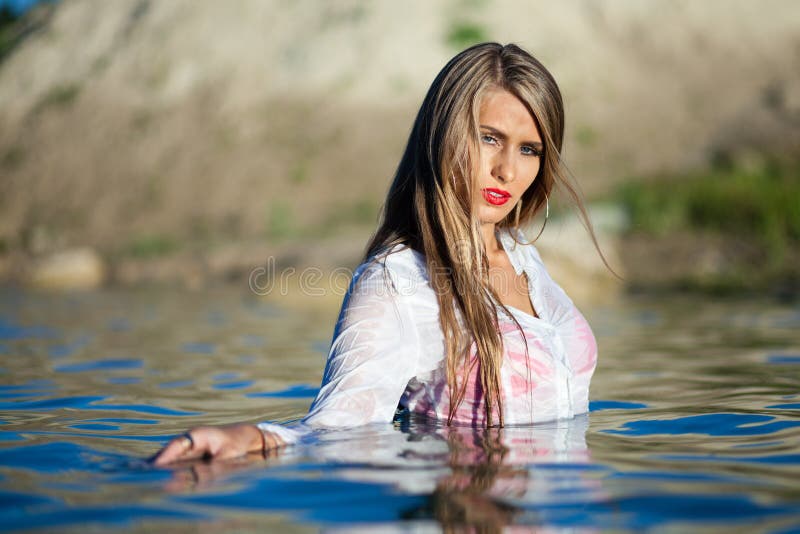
{"left": 487, "top": 262, "right": 538, "bottom": 318}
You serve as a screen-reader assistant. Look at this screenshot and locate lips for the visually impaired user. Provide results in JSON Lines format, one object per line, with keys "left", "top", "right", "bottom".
{"left": 482, "top": 188, "right": 511, "bottom": 206}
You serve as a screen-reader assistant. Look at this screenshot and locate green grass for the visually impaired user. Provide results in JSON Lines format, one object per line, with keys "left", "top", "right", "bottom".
{"left": 265, "top": 200, "right": 294, "bottom": 240}
{"left": 263, "top": 196, "right": 379, "bottom": 242}
{"left": 617, "top": 161, "right": 800, "bottom": 269}
{"left": 315, "top": 198, "right": 379, "bottom": 236}
{"left": 127, "top": 234, "right": 178, "bottom": 259}
{"left": 1, "top": 145, "right": 24, "bottom": 169}
{"left": 445, "top": 22, "right": 488, "bottom": 50}
{"left": 289, "top": 162, "right": 308, "bottom": 185}
{"left": 575, "top": 125, "right": 598, "bottom": 147}
{"left": 34, "top": 83, "right": 82, "bottom": 113}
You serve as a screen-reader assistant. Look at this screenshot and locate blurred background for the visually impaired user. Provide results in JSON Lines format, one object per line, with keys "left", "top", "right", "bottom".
{"left": 1, "top": 0, "right": 799, "bottom": 304}
{"left": 3, "top": 5, "right": 800, "bottom": 531}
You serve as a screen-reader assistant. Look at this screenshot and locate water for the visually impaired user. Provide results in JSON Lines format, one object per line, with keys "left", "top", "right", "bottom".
{"left": 0, "top": 286, "right": 799, "bottom": 532}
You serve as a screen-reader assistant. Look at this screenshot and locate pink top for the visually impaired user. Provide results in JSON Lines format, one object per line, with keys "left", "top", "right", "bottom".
{"left": 259, "top": 228, "right": 598, "bottom": 444}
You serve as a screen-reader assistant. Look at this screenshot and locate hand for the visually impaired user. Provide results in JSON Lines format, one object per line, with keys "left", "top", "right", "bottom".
{"left": 150, "top": 423, "right": 284, "bottom": 466}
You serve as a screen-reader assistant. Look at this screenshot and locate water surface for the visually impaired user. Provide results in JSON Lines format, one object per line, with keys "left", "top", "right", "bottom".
{"left": 0, "top": 287, "right": 799, "bottom": 532}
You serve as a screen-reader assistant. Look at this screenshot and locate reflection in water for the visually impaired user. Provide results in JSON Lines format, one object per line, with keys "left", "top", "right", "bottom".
{"left": 287, "top": 416, "right": 599, "bottom": 531}
{"left": 161, "top": 416, "right": 599, "bottom": 531}
{"left": 405, "top": 418, "right": 597, "bottom": 531}
{"left": 312, "top": 415, "right": 590, "bottom": 468}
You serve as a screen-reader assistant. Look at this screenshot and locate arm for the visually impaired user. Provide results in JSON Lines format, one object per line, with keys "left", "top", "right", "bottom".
{"left": 153, "top": 256, "right": 421, "bottom": 464}
{"left": 258, "top": 259, "right": 422, "bottom": 440}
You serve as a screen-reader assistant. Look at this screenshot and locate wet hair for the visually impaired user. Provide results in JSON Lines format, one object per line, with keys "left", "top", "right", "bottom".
{"left": 365, "top": 42, "right": 603, "bottom": 426}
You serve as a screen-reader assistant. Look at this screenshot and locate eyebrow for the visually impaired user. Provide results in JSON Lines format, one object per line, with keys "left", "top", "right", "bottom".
{"left": 479, "top": 125, "right": 543, "bottom": 149}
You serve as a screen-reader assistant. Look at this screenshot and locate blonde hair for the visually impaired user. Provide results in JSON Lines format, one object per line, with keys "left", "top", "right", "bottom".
{"left": 365, "top": 43, "right": 601, "bottom": 426}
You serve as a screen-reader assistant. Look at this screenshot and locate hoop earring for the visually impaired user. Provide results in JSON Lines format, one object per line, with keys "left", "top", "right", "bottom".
{"left": 545, "top": 193, "right": 550, "bottom": 220}
{"left": 530, "top": 192, "right": 549, "bottom": 242}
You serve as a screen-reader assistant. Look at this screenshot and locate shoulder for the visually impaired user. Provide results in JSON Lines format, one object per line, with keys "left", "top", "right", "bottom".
{"left": 338, "top": 246, "right": 435, "bottom": 344}
{"left": 349, "top": 244, "right": 429, "bottom": 299}
{"left": 356, "top": 244, "right": 427, "bottom": 284}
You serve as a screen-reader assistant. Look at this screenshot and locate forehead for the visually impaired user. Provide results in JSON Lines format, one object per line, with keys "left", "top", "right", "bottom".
{"left": 478, "top": 88, "right": 541, "bottom": 140}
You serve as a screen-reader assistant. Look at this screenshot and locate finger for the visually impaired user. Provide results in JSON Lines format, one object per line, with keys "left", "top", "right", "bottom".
{"left": 150, "top": 438, "right": 187, "bottom": 466}
{"left": 149, "top": 438, "right": 186, "bottom": 465}
{"left": 152, "top": 433, "right": 207, "bottom": 466}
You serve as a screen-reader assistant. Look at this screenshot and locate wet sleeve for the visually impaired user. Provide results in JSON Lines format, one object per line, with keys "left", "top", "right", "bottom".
{"left": 258, "top": 260, "right": 422, "bottom": 446}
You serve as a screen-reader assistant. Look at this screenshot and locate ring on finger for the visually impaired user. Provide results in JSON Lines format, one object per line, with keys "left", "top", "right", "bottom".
{"left": 180, "top": 433, "right": 194, "bottom": 451}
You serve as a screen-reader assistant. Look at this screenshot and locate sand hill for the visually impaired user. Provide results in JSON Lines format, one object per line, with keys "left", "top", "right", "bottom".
{"left": 1, "top": 0, "right": 798, "bottom": 291}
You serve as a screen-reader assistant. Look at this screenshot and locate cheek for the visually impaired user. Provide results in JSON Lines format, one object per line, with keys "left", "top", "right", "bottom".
{"left": 518, "top": 159, "right": 542, "bottom": 191}
{"left": 472, "top": 151, "right": 493, "bottom": 191}
{"left": 528, "top": 158, "right": 543, "bottom": 180}
{"left": 476, "top": 146, "right": 493, "bottom": 175}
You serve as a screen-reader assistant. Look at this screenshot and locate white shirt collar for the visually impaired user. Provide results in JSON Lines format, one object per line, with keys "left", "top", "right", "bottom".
{"left": 496, "top": 227, "right": 526, "bottom": 276}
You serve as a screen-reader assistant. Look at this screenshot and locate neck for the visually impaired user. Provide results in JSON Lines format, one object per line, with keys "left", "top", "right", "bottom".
{"left": 480, "top": 222, "right": 502, "bottom": 256}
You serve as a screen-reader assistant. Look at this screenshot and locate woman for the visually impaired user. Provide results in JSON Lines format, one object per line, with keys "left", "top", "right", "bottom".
{"left": 153, "top": 42, "right": 600, "bottom": 465}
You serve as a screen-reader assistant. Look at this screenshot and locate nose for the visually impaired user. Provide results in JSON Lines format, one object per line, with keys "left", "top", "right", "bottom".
{"left": 491, "top": 148, "right": 516, "bottom": 184}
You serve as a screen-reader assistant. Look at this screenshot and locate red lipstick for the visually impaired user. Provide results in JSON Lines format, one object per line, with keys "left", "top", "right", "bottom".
{"left": 482, "top": 188, "right": 511, "bottom": 206}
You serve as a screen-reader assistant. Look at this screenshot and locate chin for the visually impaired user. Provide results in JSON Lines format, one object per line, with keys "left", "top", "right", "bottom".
{"left": 476, "top": 206, "right": 512, "bottom": 225}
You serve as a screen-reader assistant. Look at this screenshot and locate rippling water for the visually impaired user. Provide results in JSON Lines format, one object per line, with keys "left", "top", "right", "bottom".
{"left": 0, "top": 287, "right": 799, "bottom": 532}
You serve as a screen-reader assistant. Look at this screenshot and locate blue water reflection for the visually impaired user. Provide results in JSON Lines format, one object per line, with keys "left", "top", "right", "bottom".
{"left": 181, "top": 342, "right": 215, "bottom": 354}
{"left": 768, "top": 354, "right": 800, "bottom": 364}
{"left": 590, "top": 400, "right": 648, "bottom": 411}
{"left": 0, "top": 318, "right": 56, "bottom": 340}
{"left": 55, "top": 359, "right": 143, "bottom": 373}
{"left": 248, "top": 384, "right": 319, "bottom": 398}
{"left": 606, "top": 413, "right": 800, "bottom": 436}
{"left": 768, "top": 403, "right": 800, "bottom": 410}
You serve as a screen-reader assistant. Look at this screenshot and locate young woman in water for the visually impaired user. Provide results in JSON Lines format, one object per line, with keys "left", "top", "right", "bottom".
{"left": 153, "top": 42, "right": 600, "bottom": 465}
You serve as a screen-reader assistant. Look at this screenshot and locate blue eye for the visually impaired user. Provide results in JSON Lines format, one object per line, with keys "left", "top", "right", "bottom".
{"left": 521, "top": 145, "right": 543, "bottom": 157}
{"left": 481, "top": 134, "right": 497, "bottom": 145}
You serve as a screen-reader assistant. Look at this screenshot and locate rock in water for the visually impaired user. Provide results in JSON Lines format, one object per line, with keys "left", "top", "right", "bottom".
{"left": 28, "top": 248, "right": 106, "bottom": 290}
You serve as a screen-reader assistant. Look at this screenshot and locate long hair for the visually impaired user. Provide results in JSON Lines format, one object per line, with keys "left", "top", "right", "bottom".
{"left": 364, "top": 42, "right": 602, "bottom": 426}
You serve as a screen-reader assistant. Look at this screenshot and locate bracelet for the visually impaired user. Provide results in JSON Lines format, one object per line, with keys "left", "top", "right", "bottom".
{"left": 255, "top": 427, "right": 286, "bottom": 459}
{"left": 257, "top": 427, "right": 267, "bottom": 458}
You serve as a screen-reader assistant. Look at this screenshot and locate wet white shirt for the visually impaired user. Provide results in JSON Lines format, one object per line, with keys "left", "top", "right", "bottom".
{"left": 258, "top": 228, "right": 598, "bottom": 445}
